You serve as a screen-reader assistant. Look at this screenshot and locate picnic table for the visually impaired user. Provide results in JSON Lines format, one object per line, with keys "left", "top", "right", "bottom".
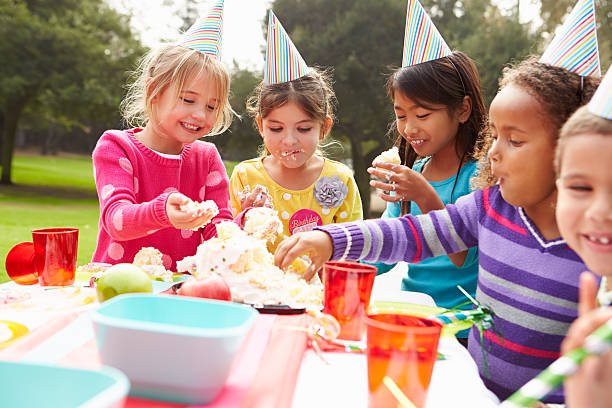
{"left": 0, "top": 264, "right": 500, "bottom": 407}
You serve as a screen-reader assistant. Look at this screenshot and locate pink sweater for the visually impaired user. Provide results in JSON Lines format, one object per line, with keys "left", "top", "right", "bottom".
{"left": 91, "top": 128, "right": 233, "bottom": 271}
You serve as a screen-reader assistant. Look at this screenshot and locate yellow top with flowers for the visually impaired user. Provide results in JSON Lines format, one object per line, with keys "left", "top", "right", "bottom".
{"left": 229, "top": 157, "right": 363, "bottom": 251}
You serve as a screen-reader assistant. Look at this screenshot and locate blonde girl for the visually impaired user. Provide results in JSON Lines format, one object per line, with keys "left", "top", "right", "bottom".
{"left": 92, "top": 44, "right": 234, "bottom": 271}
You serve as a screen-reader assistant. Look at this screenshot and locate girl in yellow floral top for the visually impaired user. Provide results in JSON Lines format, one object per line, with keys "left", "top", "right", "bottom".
{"left": 229, "top": 67, "right": 363, "bottom": 251}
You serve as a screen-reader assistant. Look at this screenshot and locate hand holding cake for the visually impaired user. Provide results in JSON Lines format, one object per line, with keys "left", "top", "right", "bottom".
{"left": 167, "top": 193, "right": 219, "bottom": 231}
{"left": 368, "top": 147, "right": 439, "bottom": 209}
{"left": 238, "top": 184, "right": 273, "bottom": 209}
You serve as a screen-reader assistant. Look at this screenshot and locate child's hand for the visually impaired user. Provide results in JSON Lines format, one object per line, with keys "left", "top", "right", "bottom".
{"left": 166, "top": 193, "right": 215, "bottom": 231}
{"left": 274, "top": 231, "right": 333, "bottom": 281}
{"left": 368, "top": 163, "right": 440, "bottom": 209}
{"left": 562, "top": 272, "right": 612, "bottom": 408}
{"left": 238, "top": 185, "right": 273, "bottom": 209}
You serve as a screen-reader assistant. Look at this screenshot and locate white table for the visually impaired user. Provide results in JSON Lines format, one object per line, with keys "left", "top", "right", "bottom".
{"left": 292, "top": 263, "right": 500, "bottom": 407}
{"left": 1, "top": 272, "right": 501, "bottom": 408}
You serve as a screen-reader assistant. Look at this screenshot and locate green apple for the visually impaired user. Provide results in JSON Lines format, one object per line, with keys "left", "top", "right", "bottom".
{"left": 96, "top": 263, "right": 153, "bottom": 302}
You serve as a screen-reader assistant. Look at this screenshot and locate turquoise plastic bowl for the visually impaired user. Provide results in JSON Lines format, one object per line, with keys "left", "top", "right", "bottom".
{"left": 91, "top": 294, "right": 257, "bottom": 405}
{"left": 0, "top": 360, "right": 129, "bottom": 407}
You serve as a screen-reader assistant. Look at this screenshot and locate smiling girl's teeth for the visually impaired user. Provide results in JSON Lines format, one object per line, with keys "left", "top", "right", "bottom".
{"left": 410, "top": 139, "right": 424, "bottom": 146}
{"left": 183, "top": 123, "right": 199, "bottom": 131}
{"left": 587, "top": 235, "right": 611, "bottom": 244}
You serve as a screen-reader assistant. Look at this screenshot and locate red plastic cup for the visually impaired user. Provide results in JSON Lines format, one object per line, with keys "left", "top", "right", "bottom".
{"left": 6, "top": 228, "right": 79, "bottom": 286}
{"left": 323, "top": 260, "right": 377, "bottom": 341}
{"left": 366, "top": 314, "right": 442, "bottom": 408}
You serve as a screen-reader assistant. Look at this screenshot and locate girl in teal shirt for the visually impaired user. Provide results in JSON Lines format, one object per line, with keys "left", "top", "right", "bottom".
{"left": 368, "top": 51, "right": 486, "bottom": 340}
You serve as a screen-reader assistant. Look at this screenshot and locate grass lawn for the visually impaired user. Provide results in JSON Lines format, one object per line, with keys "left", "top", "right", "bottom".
{"left": 0, "top": 153, "right": 237, "bottom": 284}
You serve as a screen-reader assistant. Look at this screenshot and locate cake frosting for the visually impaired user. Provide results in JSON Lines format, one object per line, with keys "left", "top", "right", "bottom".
{"left": 372, "top": 146, "right": 401, "bottom": 165}
{"left": 177, "top": 221, "right": 322, "bottom": 309}
{"left": 243, "top": 207, "right": 283, "bottom": 242}
{"left": 133, "top": 247, "right": 173, "bottom": 282}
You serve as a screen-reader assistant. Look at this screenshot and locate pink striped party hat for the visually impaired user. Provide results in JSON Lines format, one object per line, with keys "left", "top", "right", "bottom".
{"left": 402, "top": 0, "right": 452, "bottom": 68}
{"left": 264, "top": 10, "right": 309, "bottom": 84}
{"left": 588, "top": 66, "right": 612, "bottom": 120}
{"left": 539, "top": 0, "right": 600, "bottom": 77}
{"left": 179, "top": 0, "right": 224, "bottom": 59}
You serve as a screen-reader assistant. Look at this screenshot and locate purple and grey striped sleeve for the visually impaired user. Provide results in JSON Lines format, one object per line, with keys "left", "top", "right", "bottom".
{"left": 317, "top": 190, "right": 482, "bottom": 264}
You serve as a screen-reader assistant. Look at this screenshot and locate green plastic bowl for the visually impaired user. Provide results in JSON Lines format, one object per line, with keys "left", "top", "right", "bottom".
{"left": 92, "top": 294, "right": 257, "bottom": 405}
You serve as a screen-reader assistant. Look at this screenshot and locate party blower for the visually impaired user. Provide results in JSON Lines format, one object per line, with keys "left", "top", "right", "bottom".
{"left": 500, "top": 316, "right": 612, "bottom": 407}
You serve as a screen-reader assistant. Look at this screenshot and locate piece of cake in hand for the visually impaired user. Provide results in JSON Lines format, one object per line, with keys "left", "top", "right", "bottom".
{"left": 372, "top": 146, "right": 401, "bottom": 166}
{"left": 133, "top": 247, "right": 173, "bottom": 282}
{"left": 179, "top": 199, "right": 219, "bottom": 230}
{"left": 238, "top": 184, "right": 274, "bottom": 209}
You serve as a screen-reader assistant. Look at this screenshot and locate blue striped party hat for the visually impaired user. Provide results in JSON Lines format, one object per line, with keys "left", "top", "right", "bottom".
{"left": 402, "top": 0, "right": 452, "bottom": 68}
{"left": 539, "top": 0, "right": 600, "bottom": 77}
{"left": 588, "top": 66, "right": 612, "bottom": 120}
{"left": 179, "top": 0, "right": 224, "bottom": 59}
{"left": 264, "top": 10, "right": 309, "bottom": 84}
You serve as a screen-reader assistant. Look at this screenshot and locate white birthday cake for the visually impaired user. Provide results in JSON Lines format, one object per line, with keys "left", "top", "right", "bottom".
{"left": 177, "top": 221, "right": 322, "bottom": 309}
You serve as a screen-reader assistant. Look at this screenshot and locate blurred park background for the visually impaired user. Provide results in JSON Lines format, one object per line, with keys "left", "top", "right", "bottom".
{"left": 1, "top": 0, "right": 611, "bottom": 282}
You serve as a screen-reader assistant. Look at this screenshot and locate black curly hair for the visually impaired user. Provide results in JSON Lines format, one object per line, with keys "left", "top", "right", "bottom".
{"left": 472, "top": 57, "right": 601, "bottom": 189}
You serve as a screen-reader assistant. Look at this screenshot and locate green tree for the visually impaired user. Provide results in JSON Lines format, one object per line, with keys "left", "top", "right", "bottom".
{"left": 270, "top": 0, "right": 535, "bottom": 214}
{"left": 540, "top": 0, "right": 611, "bottom": 71}
{"left": 420, "top": 0, "right": 537, "bottom": 104}
{"left": 0, "top": 0, "right": 144, "bottom": 184}
{"left": 209, "top": 63, "right": 263, "bottom": 161}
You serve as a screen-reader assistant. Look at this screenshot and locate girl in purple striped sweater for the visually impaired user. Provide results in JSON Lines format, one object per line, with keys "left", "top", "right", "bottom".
{"left": 274, "top": 59, "right": 600, "bottom": 403}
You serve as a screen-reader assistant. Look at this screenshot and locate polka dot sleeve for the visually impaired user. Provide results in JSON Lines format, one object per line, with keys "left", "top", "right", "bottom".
{"left": 93, "top": 133, "right": 173, "bottom": 241}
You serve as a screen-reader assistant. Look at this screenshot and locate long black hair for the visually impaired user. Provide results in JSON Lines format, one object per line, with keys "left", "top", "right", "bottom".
{"left": 386, "top": 51, "right": 487, "bottom": 215}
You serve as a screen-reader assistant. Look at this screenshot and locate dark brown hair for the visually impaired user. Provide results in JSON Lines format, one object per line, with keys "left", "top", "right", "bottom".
{"left": 555, "top": 105, "right": 612, "bottom": 173}
{"left": 387, "top": 51, "right": 487, "bottom": 214}
{"left": 472, "top": 57, "right": 601, "bottom": 189}
{"left": 247, "top": 67, "right": 336, "bottom": 156}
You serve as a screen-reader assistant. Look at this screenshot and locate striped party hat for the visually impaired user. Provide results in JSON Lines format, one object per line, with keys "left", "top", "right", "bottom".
{"left": 588, "top": 66, "right": 612, "bottom": 120}
{"left": 179, "top": 0, "right": 224, "bottom": 59}
{"left": 539, "top": 0, "right": 600, "bottom": 77}
{"left": 264, "top": 10, "right": 309, "bottom": 84}
{"left": 402, "top": 0, "right": 452, "bottom": 68}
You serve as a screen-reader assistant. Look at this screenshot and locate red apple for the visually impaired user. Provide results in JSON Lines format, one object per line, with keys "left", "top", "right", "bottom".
{"left": 177, "top": 273, "right": 232, "bottom": 301}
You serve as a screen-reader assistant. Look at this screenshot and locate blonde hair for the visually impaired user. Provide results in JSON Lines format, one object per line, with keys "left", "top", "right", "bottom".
{"left": 246, "top": 67, "right": 337, "bottom": 156}
{"left": 472, "top": 57, "right": 600, "bottom": 190}
{"left": 555, "top": 106, "right": 612, "bottom": 173}
{"left": 121, "top": 44, "right": 234, "bottom": 135}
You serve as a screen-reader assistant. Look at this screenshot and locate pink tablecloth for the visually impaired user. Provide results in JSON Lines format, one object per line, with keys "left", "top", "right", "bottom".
{"left": 0, "top": 283, "right": 311, "bottom": 408}
{"left": 0, "top": 281, "right": 500, "bottom": 408}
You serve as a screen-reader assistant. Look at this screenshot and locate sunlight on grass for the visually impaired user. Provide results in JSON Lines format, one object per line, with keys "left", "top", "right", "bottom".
{"left": 0, "top": 202, "right": 99, "bottom": 283}
{"left": 12, "top": 154, "right": 96, "bottom": 194}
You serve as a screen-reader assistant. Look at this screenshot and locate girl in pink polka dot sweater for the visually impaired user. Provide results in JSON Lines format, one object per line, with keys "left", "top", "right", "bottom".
{"left": 91, "top": 43, "right": 235, "bottom": 271}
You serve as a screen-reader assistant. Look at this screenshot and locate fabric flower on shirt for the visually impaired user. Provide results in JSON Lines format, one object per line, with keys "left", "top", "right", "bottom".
{"left": 313, "top": 175, "right": 348, "bottom": 209}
